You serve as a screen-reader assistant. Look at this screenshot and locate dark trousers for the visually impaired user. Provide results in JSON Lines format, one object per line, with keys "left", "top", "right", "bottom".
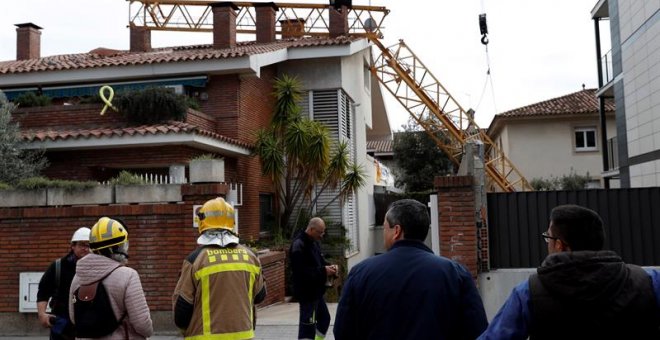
{"left": 298, "top": 298, "right": 330, "bottom": 340}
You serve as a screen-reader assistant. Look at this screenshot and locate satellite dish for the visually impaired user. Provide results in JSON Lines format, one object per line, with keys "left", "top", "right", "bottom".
{"left": 364, "top": 18, "right": 377, "bottom": 32}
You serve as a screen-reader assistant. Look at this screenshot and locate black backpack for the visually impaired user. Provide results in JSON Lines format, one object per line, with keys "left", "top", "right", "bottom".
{"left": 73, "top": 266, "right": 126, "bottom": 338}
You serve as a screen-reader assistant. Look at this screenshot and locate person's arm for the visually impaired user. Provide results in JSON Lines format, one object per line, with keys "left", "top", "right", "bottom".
{"left": 37, "top": 301, "right": 52, "bottom": 328}
{"left": 455, "top": 264, "right": 488, "bottom": 339}
{"left": 477, "top": 280, "right": 531, "bottom": 340}
{"left": 172, "top": 261, "right": 196, "bottom": 330}
{"left": 333, "top": 269, "right": 357, "bottom": 339}
{"left": 123, "top": 269, "right": 153, "bottom": 338}
{"left": 290, "top": 242, "right": 325, "bottom": 284}
{"left": 644, "top": 268, "right": 660, "bottom": 310}
{"left": 36, "top": 261, "right": 56, "bottom": 328}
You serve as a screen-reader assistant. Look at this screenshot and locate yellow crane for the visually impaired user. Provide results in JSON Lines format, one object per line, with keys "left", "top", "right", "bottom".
{"left": 127, "top": 0, "right": 532, "bottom": 192}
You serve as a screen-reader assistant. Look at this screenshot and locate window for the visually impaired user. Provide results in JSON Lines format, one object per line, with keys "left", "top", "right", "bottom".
{"left": 575, "top": 127, "right": 597, "bottom": 151}
{"left": 259, "top": 194, "right": 274, "bottom": 237}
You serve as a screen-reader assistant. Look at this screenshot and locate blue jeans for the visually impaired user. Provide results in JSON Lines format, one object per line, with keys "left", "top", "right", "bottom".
{"left": 298, "top": 298, "right": 330, "bottom": 339}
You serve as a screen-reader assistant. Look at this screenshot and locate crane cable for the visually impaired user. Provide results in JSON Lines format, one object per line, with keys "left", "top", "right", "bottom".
{"left": 474, "top": 3, "right": 498, "bottom": 117}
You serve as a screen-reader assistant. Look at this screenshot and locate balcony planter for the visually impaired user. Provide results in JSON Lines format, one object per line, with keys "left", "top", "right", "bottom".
{"left": 115, "top": 184, "right": 182, "bottom": 203}
{"left": 0, "top": 189, "right": 47, "bottom": 207}
{"left": 189, "top": 158, "right": 225, "bottom": 183}
{"left": 47, "top": 186, "right": 114, "bottom": 206}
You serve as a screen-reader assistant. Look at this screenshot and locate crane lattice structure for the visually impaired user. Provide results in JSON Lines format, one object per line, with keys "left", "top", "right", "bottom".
{"left": 127, "top": 0, "right": 531, "bottom": 192}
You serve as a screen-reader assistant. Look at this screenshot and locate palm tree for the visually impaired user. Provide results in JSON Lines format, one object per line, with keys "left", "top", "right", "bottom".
{"left": 253, "top": 75, "right": 366, "bottom": 237}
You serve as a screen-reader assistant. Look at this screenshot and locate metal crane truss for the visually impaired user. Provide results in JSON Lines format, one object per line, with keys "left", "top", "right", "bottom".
{"left": 128, "top": 0, "right": 389, "bottom": 38}
{"left": 369, "top": 38, "right": 532, "bottom": 192}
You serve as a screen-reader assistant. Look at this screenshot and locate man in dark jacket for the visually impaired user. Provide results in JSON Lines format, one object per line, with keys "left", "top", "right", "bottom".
{"left": 478, "top": 204, "right": 660, "bottom": 339}
{"left": 290, "top": 217, "right": 337, "bottom": 340}
{"left": 334, "top": 199, "right": 488, "bottom": 340}
{"left": 37, "top": 227, "right": 90, "bottom": 340}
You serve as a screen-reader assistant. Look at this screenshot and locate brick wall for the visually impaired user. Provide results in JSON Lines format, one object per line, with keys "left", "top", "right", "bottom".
{"left": 0, "top": 184, "right": 285, "bottom": 314}
{"left": 257, "top": 251, "right": 286, "bottom": 307}
{"left": 435, "top": 176, "right": 479, "bottom": 278}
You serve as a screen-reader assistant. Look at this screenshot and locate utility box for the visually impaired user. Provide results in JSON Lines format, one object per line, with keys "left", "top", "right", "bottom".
{"left": 19, "top": 272, "right": 44, "bottom": 313}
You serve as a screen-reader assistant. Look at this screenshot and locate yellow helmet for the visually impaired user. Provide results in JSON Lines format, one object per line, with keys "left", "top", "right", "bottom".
{"left": 89, "top": 217, "right": 128, "bottom": 252}
{"left": 197, "top": 198, "right": 235, "bottom": 233}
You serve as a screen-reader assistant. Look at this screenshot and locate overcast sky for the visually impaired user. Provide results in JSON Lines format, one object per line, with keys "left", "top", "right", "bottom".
{"left": 0, "top": 0, "right": 604, "bottom": 129}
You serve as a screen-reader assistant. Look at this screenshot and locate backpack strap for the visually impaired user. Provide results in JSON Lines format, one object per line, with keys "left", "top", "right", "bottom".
{"left": 76, "top": 265, "right": 123, "bottom": 301}
{"left": 55, "top": 258, "right": 61, "bottom": 289}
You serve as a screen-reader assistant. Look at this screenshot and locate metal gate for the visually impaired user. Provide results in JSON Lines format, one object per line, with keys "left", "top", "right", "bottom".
{"left": 487, "top": 188, "right": 660, "bottom": 268}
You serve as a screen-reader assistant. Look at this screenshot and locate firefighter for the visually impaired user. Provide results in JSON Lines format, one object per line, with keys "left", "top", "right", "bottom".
{"left": 173, "top": 197, "right": 266, "bottom": 339}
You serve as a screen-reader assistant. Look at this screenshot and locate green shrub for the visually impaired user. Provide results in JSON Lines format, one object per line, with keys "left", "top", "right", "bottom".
{"left": 14, "top": 92, "right": 52, "bottom": 107}
{"left": 190, "top": 153, "right": 219, "bottom": 161}
{"left": 15, "top": 177, "right": 97, "bottom": 191}
{"left": 115, "top": 87, "right": 188, "bottom": 124}
{"left": 531, "top": 170, "right": 592, "bottom": 191}
{"left": 110, "top": 171, "right": 146, "bottom": 185}
{"left": 0, "top": 182, "right": 12, "bottom": 190}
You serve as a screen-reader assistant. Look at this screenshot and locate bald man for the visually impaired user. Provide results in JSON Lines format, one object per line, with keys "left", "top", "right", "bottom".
{"left": 290, "top": 217, "right": 337, "bottom": 340}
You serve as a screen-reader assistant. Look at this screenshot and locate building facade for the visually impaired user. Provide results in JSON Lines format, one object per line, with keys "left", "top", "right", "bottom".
{"left": 591, "top": 0, "right": 660, "bottom": 188}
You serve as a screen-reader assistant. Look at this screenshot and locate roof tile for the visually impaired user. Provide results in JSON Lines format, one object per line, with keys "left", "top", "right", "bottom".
{"left": 0, "top": 36, "right": 359, "bottom": 74}
{"left": 21, "top": 121, "right": 252, "bottom": 149}
{"left": 497, "top": 89, "right": 615, "bottom": 118}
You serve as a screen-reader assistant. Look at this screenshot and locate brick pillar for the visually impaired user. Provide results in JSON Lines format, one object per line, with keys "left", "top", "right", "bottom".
{"left": 212, "top": 2, "right": 238, "bottom": 49}
{"left": 329, "top": 6, "right": 349, "bottom": 38}
{"left": 279, "top": 19, "right": 306, "bottom": 39}
{"left": 255, "top": 3, "right": 278, "bottom": 43}
{"left": 435, "top": 176, "right": 479, "bottom": 278}
{"left": 15, "top": 23, "right": 42, "bottom": 60}
{"left": 129, "top": 24, "right": 151, "bottom": 52}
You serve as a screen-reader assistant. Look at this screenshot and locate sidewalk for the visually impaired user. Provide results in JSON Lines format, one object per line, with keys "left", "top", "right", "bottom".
{"left": 2, "top": 303, "right": 338, "bottom": 340}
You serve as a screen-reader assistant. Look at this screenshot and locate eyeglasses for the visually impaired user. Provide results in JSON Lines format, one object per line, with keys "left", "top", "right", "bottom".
{"left": 541, "top": 232, "right": 560, "bottom": 244}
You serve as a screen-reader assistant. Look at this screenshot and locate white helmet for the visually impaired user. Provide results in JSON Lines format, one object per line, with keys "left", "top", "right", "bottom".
{"left": 71, "top": 227, "right": 91, "bottom": 242}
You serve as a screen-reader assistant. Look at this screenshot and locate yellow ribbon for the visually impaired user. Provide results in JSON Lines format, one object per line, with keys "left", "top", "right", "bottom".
{"left": 99, "top": 85, "right": 118, "bottom": 115}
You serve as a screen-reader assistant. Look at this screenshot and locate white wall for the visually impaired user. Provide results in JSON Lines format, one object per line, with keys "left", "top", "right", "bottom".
{"left": 496, "top": 116, "right": 616, "bottom": 183}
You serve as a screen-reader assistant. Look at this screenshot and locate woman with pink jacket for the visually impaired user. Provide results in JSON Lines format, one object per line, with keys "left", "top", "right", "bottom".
{"left": 69, "top": 217, "right": 153, "bottom": 339}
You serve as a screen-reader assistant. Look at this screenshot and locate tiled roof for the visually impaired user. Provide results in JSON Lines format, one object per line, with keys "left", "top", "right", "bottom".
{"left": 497, "top": 89, "right": 615, "bottom": 118}
{"left": 0, "top": 36, "right": 360, "bottom": 74}
{"left": 367, "top": 139, "right": 393, "bottom": 153}
{"left": 21, "top": 121, "right": 252, "bottom": 149}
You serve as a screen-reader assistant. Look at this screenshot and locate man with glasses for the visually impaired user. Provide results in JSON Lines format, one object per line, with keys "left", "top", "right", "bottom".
{"left": 290, "top": 217, "right": 338, "bottom": 340}
{"left": 37, "top": 227, "right": 91, "bottom": 340}
{"left": 478, "top": 204, "right": 660, "bottom": 339}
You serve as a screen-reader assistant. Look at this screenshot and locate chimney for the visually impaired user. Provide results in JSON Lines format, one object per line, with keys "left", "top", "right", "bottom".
{"left": 15, "top": 23, "right": 42, "bottom": 60}
{"left": 329, "top": 6, "right": 349, "bottom": 38}
{"left": 280, "top": 19, "right": 306, "bottom": 39}
{"left": 255, "top": 2, "right": 278, "bottom": 43}
{"left": 212, "top": 2, "right": 238, "bottom": 49}
{"left": 130, "top": 23, "right": 151, "bottom": 52}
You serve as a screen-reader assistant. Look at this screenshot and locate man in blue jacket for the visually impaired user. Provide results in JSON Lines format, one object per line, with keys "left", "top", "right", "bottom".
{"left": 290, "top": 217, "right": 338, "bottom": 340}
{"left": 333, "top": 199, "right": 488, "bottom": 340}
{"left": 478, "top": 204, "right": 660, "bottom": 339}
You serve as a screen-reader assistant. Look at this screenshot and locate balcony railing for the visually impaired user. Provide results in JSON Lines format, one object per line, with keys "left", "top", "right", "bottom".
{"left": 601, "top": 49, "right": 614, "bottom": 84}
{"left": 607, "top": 136, "right": 618, "bottom": 170}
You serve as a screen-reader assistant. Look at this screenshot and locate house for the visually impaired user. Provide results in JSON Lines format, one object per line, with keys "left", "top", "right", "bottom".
{"left": 1, "top": 3, "right": 392, "bottom": 268}
{"left": 591, "top": 1, "right": 660, "bottom": 188}
{"left": 487, "top": 89, "right": 616, "bottom": 188}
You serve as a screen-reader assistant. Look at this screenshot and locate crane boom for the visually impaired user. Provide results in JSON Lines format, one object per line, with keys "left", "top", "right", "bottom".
{"left": 126, "top": 0, "right": 531, "bottom": 191}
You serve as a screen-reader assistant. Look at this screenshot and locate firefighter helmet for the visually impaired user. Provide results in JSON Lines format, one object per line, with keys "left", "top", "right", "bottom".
{"left": 89, "top": 217, "right": 128, "bottom": 252}
{"left": 197, "top": 198, "right": 235, "bottom": 233}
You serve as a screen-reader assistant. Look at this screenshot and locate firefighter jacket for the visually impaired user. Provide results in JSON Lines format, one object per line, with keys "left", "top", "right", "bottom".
{"left": 173, "top": 243, "right": 266, "bottom": 340}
